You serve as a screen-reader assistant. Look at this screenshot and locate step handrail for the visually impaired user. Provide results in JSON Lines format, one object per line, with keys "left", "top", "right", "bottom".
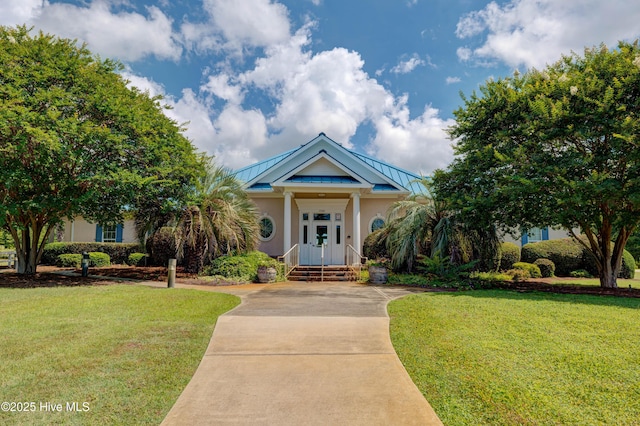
{"left": 277, "top": 244, "right": 300, "bottom": 277}
{"left": 346, "top": 244, "right": 367, "bottom": 279}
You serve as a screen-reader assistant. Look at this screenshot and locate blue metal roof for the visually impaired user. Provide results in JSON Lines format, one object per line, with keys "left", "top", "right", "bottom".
{"left": 233, "top": 136, "right": 424, "bottom": 194}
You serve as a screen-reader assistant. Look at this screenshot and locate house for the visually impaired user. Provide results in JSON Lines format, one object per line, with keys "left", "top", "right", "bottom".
{"left": 502, "top": 227, "right": 575, "bottom": 247}
{"left": 54, "top": 219, "right": 137, "bottom": 244}
{"left": 235, "top": 133, "right": 422, "bottom": 265}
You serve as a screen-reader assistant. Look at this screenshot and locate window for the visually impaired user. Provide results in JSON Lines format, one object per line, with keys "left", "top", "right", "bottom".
{"left": 370, "top": 216, "right": 385, "bottom": 232}
{"left": 313, "top": 213, "right": 331, "bottom": 221}
{"left": 522, "top": 227, "right": 549, "bottom": 245}
{"left": 259, "top": 216, "right": 275, "bottom": 241}
{"left": 102, "top": 225, "right": 117, "bottom": 242}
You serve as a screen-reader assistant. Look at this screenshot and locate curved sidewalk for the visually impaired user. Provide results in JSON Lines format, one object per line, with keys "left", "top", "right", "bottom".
{"left": 161, "top": 281, "right": 442, "bottom": 425}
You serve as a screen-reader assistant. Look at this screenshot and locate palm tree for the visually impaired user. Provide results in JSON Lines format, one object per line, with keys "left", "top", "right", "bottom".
{"left": 385, "top": 177, "right": 499, "bottom": 273}
{"left": 173, "top": 163, "right": 260, "bottom": 274}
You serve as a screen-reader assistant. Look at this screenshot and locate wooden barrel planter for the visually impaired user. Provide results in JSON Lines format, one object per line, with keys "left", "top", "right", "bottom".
{"left": 368, "top": 265, "right": 388, "bottom": 284}
{"left": 257, "top": 266, "right": 277, "bottom": 283}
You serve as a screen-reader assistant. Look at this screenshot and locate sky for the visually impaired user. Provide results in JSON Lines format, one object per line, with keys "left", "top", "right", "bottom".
{"left": 2, "top": 0, "right": 640, "bottom": 175}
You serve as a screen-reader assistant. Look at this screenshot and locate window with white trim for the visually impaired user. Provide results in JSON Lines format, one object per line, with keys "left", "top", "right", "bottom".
{"left": 102, "top": 224, "right": 117, "bottom": 243}
{"left": 369, "top": 215, "right": 385, "bottom": 233}
{"left": 259, "top": 216, "right": 275, "bottom": 241}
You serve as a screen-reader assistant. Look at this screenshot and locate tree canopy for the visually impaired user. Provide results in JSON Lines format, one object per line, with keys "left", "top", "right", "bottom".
{"left": 0, "top": 26, "right": 204, "bottom": 274}
{"left": 434, "top": 41, "right": 640, "bottom": 288}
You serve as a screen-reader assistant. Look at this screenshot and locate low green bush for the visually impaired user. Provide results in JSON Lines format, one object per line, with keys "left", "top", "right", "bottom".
{"left": 534, "top": 258, "right": 555, "bottom": 278}
{"left": 43, "top": 242, "right": 140, "bottom": 265}
{"left": 620, "top": 250, "right": 636, "bottom": 279}
{"left": 363, "top": 228, "right": 391, "bottom": 260}
{"left": 387, "top": 273, "right": 428, "bottom": 286}
{"left": 499, "top": 242, "right": 521, "bottom": 270}
{"left": 521, "top": 239, "right": 583, "bottom": 276}
{"left": 56, "top": 254, "right": 83, "bottom": 268}
{"left": 506, "top": 268, "right": 530, "bottom": 281}
{"left": 512, "top": 262, "right": 542, "bottom": 278}
{"left": 570, "top": 269, "right": 593, "bottom": 278}
{"left": 89, "top": 252, "right": 111, "bottom": 267}
{"left": 203, "top": 251, "right": 284, "bottom": 282}
{"left": 127, "top": 253, "right": 147, "bottom": 266}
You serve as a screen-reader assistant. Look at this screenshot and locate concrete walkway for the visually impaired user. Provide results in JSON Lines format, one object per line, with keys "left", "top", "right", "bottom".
{"left": 160, "top": 281, "right": 442, "bottom": 425}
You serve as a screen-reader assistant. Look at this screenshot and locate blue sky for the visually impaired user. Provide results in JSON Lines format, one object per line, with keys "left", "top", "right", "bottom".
{"left": 2, "top": 0, "right": 640, "bottom": 174}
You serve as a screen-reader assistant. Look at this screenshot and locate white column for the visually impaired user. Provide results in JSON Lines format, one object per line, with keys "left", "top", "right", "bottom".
{"left": 351, "top": 192, "right": 361, "bottom": 253}
{"left": 283, "top": 191, "right": 292, "bottom": 253}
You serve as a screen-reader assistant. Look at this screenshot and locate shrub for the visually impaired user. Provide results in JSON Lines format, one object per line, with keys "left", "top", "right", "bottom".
{"left": 512, "top": 262, "right": 542, "bottom": 278}
{"left": 146, "top": 227, "right": 177, "bottom": 266}
{"left": 570, "top": 269, "right": 593, "bottom": 278}
{"left": 89, "top": 252, "right": 111, "bottom": 267}
{"left": 620, "top": 250, "right": 636, "bottom": 279}
{"left": 56, "top": 254, "right": 82, "bottom": 268}
{"left": 43, "top": 242, "right": 140, "bottom": 265}
{"left": 363, "top": 228, "right": 390, "bottom": 260}
{"left": 127, "top": 253, "right": 147, "bottom": 266}
{"left": 534, "top": 258, "right": 555, "bottom": 278}
{"left": 521, "top": 238, "right": 584, "bottom": 276}
{"left": 499, "top": 242, "right": 520, "bottom": 270}
{"left": 203, "top": 251, "right": 284, "bottom": 282}
{"left": 506, "top": 268, "right": 530, "bottom": 281}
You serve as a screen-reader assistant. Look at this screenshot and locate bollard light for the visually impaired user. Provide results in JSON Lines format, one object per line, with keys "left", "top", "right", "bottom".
{"left": 167, "top": 258, "right": 177, "bottom": 288}
{"left": 81, "top": 252, "right": 90, "bottom": 277}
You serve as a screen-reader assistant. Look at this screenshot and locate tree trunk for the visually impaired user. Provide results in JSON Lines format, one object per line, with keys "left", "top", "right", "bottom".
{"left": 8, "top": 220, "right": 53, "bottom": 275}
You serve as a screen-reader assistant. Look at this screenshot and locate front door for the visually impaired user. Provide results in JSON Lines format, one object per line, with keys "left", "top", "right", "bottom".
{"left": 299, "top": 210, "right": 344, "bottom": 265}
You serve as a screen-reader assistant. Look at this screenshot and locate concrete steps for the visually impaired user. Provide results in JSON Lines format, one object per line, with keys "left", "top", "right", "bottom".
{"left": 288, "top": 265, "right": 358, "bottom": 282}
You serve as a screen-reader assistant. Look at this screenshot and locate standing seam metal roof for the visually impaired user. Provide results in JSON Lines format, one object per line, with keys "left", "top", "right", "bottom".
{"left": 233, "top": 140, "right": 424, "bottom": 195}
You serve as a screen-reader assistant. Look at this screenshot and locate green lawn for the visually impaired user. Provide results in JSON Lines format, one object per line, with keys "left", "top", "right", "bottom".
{"left": 389, "top": 291, "right": 640, "bottom": 425}
{"left": 0, "top": 285, "right": 239, "bottom": 425}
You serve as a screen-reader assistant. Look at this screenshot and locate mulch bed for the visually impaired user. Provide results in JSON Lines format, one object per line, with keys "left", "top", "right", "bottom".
{"left": 2, "top": 266, "right": 640, "bottom": 297}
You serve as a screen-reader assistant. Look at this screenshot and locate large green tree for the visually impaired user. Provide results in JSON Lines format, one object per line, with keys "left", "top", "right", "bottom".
{"left": 435, "top": 41, "right": 640, "bottom": 288}
{"left": 0, "top": 26, "right": 203, "bottom": 274}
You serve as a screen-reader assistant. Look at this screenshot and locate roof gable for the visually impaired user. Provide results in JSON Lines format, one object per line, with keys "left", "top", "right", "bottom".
{"left": 235, "top": 133, "right": 422, "bottom": 194}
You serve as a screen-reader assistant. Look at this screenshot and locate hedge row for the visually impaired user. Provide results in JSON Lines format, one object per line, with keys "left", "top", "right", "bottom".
{"left": 55, "top": 252, "right": 111, "bottom": 268}
{"left": 521, "top": 238, "right": 636, "bottom": 278}
{"left": 42, "top": 242, "right": 141, "bottom": 265}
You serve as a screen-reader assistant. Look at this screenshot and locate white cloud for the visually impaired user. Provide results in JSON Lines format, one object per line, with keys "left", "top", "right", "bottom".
{"left": 456, "top": 0, "right": 640, "bottom": 69}
{"left": 202, "top": 0, "right": 291, "bottom": 51}
{"left": 370, "top": 101, "right": 455, "bottom": 175}
{"left": 456, "top": 46, "right": 472, "bottom": 62}
{"left": 0, "top": 0, "right": 45, "bottom": 26}
{"left": 202, "top": 74, "right": 244, "bottom": 105}
{"left": 390, "top": 54, "right": 426, "bottom": 74}
{"left": 1, "top": 0, "right": 182, "bottom": 62}
{"left": 446, "top": 76, "right": 461, "bottom": 84}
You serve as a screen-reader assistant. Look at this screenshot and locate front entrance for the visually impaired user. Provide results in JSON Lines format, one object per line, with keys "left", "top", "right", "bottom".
{"left": 296, "top": 200, "right": 347, "bottom": 265}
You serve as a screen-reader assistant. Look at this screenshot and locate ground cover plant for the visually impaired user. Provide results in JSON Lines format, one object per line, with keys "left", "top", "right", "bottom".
{"left": 389, "top": 291, "right": 640, "bottom": 425}
{"left": 0, "top": 285, "right": 239, "bottom": 425}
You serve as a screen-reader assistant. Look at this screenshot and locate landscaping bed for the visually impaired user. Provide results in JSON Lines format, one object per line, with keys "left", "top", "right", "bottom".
{"left": 0, "top": 265, "right": 248, "bottom": 288}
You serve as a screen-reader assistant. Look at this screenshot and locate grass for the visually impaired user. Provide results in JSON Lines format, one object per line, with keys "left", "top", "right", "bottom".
{"left": 0, "top": 285, "right": 239, "bottom": 425}
{"left": 389, "top": 290, "right": 640, "bottom": 425}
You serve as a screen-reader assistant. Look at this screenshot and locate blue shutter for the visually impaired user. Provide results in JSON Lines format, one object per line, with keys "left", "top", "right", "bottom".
{"left": 521, "top": 231, "right": 528, "bottom": 246}
{"left": 95, "top": 225, "right": 103, "bottom": 242}
{"left": 116, "top": 224, "right": 124, "bottom": 243}
{"left": 542, "top": 227, "right": 549, "bottom": 241}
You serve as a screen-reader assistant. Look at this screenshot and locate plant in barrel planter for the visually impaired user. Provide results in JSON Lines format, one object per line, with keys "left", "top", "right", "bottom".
{"left": 367, "top": 259, "right": 388, "bottom": 284}
{"left": 256, "top": 262, "right": 277, "bottom": 283}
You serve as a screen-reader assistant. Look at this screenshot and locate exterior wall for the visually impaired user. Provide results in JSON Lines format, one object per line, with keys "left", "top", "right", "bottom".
{"left": 360, "top": 198, "right": 393, "bottom": 240}
{"left": 254, "top": 198, "right": 285, "bottom": 258}
{"left": 253, "top": 195, "right": 396, "bottom": 258}
{"left": 58, "top": 218, "right": 137, "bottom": 243}
{"left": 502, "top": 227, "right": 574, "bottom": 246}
